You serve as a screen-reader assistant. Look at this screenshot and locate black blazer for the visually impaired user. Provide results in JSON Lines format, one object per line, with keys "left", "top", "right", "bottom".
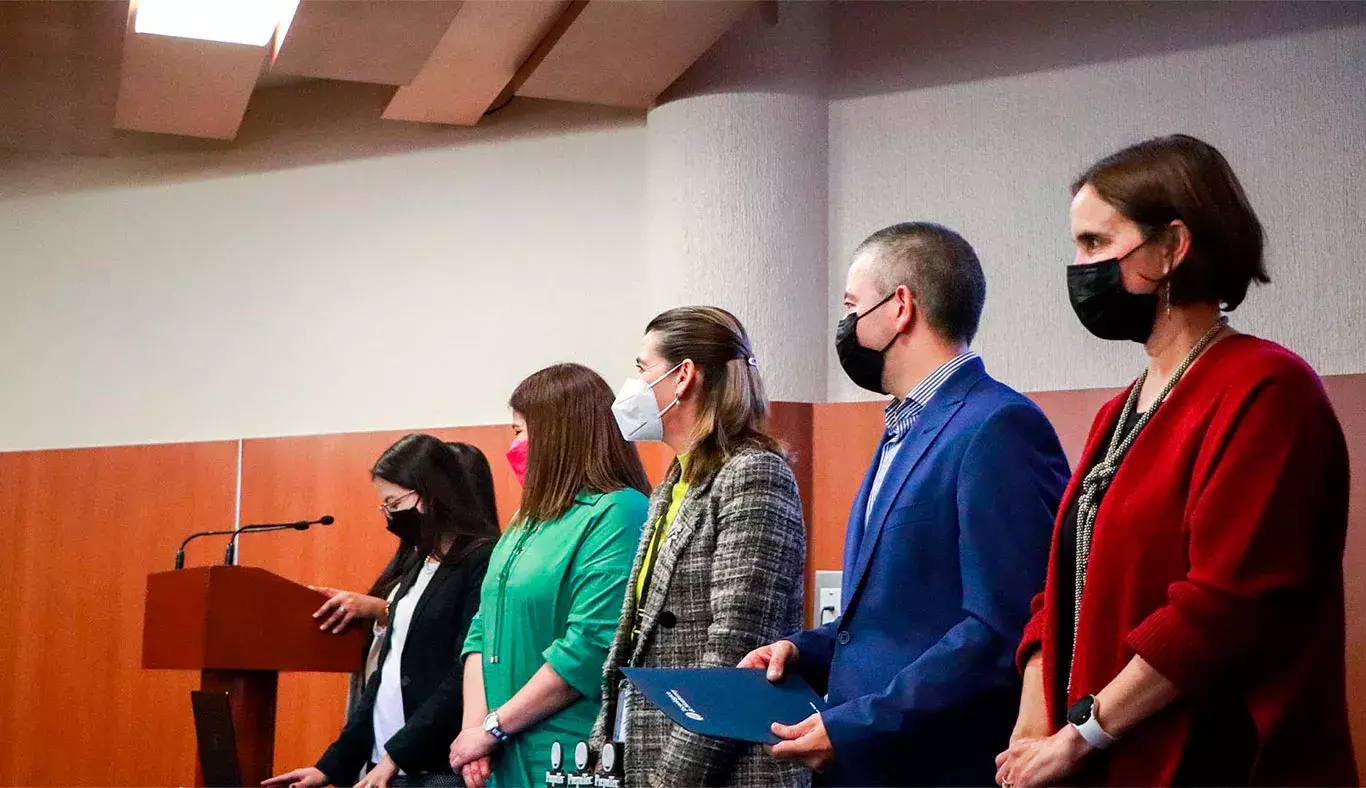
{"left": 316, "top": 542, "right": 492, "bottom": 782}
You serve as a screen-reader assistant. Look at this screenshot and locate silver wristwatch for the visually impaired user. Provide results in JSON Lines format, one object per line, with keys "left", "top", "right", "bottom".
{"left": 483, "top": 710, "right": 511, "bottom": 743}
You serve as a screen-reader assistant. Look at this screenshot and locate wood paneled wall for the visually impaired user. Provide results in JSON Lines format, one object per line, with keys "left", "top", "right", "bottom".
{"left": 1, "top": 375, "right": 1362, "bottom": 784}
{"left": 0, "top": 442, "right": 238, "bottom": 787}
{"left": 1324, "top": 376, "right": 1366, "bottom": 773}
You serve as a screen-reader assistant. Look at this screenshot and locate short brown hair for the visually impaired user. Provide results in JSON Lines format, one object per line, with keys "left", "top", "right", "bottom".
{"left": 509, "top": 363, "right": 650, "bottom": 526}
{"left": 1073, "top": 134, "right": 1268, "bottom": 311}
{"left": 645, "top": 306, "right": 787, "bottom": 483}
{"left": 855, "top": 222, "right": 986, "bottom": 344}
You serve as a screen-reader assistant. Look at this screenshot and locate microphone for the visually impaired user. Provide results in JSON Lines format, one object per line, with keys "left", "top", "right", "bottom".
{"left": 170, "top": 516, "right": 334, "bottom": 569}
{"left": 175, "top": 528, "right": 241, "bottom": 570}
{"left": 223, "top": 515, "right": 334, "bottom": 566}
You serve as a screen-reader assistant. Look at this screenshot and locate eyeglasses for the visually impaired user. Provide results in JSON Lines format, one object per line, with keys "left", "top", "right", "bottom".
{"left": 378, "top": 490, "right": 418, "bottom": 515}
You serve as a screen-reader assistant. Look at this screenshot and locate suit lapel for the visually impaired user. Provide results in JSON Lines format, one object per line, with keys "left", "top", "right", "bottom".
{"left": 374, "top": 558, "right": 424, "bottom": 667}
{"left": 843, "top": 403, "right": 961, "bottom": 604}
{"left": 391, "top": 557, "right": 422, "bottom": 604}
{"left": 623, "top": 485, "right": 668, "bottom": 614}
{"left": 843, "top": 359, "right": 986, "bottom": 614}
{"left": 600, "top": 478, "right": 668, "bottom": 689}
{"left": 407, "top": 558, "right": 456, "bottom": 626}
{"left": 629, "top": 467, "right": 713, "bottom": 664}
{"left": 621, "top": 463, "right": 676, "bottom": 666}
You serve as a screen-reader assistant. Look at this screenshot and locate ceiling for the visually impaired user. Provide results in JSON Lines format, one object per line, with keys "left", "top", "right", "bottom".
{"left": 0, "top": 0, "right": 757, "bottom": 156}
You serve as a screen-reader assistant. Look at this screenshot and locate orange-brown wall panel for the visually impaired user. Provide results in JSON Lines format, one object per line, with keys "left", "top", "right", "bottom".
{"left": 765, "top": 401, "right": 816, "bottom": 619}
{"left": 1324, "top": 375, "right": 1366, "bottom": 776}
{"left": 769, "top": 402, "right": 814, "bottom": 526}
{"left": 1026, "top": 387, "right": 1125, "bottom": 465}
{"left": 808, "top": 401, "right": 885, "bottom": 579}
{"left": 637, "top": 441, "right": 676, "bottom": 485}
{"left": 0, "top": 441, "right": 238, "bottom": 787}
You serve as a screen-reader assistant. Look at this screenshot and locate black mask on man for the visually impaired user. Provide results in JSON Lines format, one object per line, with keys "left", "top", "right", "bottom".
{"left": 835, "top": 291, "right": 899, "bottom": 394}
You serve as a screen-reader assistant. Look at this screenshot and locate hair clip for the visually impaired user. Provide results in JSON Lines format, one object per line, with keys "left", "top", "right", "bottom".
{"left": 746, "top": 357, "right": 759, "bottom": 367}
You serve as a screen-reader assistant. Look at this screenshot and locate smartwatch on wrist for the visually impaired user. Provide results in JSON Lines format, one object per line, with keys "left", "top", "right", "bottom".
{"left": 1067, "top": 695, "right": 1117, "bottom": 750}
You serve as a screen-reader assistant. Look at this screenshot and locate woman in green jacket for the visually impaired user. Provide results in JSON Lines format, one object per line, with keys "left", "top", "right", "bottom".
{"left": 450, "top": 363, "right": 650, "bottom": 788}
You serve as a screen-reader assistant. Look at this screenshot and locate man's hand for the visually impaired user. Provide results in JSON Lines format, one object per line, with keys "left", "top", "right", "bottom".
{"left": 738, "top": 639, "right": 799, "bottom": 681}
{"left": 767, "top": 712, "right": 834, "bottom": 772}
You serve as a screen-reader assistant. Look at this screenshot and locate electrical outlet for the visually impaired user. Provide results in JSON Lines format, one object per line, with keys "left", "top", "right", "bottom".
{"left": 813, "top": 570, "right": 842, "bottom": 625}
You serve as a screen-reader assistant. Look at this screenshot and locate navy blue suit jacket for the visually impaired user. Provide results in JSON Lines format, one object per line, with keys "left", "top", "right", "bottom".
{"left": 788, "top": 358, "right": 1068, "bottom": 786}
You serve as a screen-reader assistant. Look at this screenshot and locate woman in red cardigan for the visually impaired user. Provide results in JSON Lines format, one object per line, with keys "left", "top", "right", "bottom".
{"left": 995, "top": 135, "right": 1357, "bottom": 787}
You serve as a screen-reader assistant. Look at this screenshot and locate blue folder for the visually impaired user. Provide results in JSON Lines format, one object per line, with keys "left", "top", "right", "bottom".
{"left": 621, "top": 667, "right": 827, "bottom": 745}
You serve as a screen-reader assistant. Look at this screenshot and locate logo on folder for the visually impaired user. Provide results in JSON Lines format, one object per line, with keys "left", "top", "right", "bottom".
{"left": 665, "top": 688, "right": 705, "bottom": 721}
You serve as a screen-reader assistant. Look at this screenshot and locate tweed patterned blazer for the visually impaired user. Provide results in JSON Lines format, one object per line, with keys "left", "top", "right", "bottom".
{"left": 590, "top": 446, "right": 810, "bottom": 788}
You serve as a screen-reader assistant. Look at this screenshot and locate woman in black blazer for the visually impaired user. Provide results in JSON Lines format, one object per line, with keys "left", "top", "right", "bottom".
{"left": 265, "top": 435, "right": 500, "bottom": 788}
{"left": 312, "top": 442, "right": 498, "bottom": 724}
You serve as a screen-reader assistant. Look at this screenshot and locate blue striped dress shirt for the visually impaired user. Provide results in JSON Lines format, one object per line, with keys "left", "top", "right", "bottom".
{"left": 864, "top": 351, "right": 981, "bottom": 526}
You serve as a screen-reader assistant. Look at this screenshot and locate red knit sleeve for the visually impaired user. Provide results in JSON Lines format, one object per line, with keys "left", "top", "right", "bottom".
{"left": 1016, "top": 590, "right": 1046, "bottom": 673}
{"left": 1124, "top": 368, "right": 1349, "bottom": 695}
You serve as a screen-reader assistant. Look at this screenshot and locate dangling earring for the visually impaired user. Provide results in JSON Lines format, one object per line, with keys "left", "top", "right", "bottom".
{"left": 1163, "top": 261, "right": 1173, "bottom": 320}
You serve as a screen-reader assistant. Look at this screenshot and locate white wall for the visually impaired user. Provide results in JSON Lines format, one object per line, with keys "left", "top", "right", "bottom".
{"left": 828, "top": 2, "right": 1366, "bottom": 401}
{"left": 0, "top": 86, "right": 653, "bottom": 450}
{"left": 4, "top": 3, "right": 1365, "bottom": 449}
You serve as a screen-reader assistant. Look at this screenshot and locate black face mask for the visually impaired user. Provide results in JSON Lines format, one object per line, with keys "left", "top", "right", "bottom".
{"left": 385, "top": 506, "right": 423, "bottom": 543}
{"left": 1067, "top": 240, "right": 1161, "bottom": 344}
{"left": 836, "top": 291, "right": 899, "bottom": 394}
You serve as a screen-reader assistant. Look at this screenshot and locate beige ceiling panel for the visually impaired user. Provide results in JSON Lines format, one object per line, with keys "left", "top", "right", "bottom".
{"left": 0, "top": 1, "right": 130, "bottom": 155}
{"left": 383, "top": 0, "right": 570, "bottom": 126}
{"left": 115, "top": 32, "right": 268, "bottom": 140}
{"left": 271, "top": 0, "right": 463, "bottom": 85}
{"left": 514, "top": 0, "right": 752, "bottom": 109}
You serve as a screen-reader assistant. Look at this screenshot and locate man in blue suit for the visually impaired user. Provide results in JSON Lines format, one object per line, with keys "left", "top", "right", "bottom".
{"left": 742, "top": 222, "right": 1069, "bottom": 786}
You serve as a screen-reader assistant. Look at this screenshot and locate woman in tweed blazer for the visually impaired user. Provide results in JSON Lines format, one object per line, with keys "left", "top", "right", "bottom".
{"left": 593, "top": 306, "right": 810, "bottom": 788}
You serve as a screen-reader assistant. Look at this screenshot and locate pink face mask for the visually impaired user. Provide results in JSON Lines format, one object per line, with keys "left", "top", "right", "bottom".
{"left": 506, "top": 438, "right": 529, "bottom": 486}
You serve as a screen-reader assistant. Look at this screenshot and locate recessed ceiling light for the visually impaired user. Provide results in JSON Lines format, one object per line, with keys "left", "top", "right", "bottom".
{"left": 133, "top": 0, "right": 301, "bottom": 47}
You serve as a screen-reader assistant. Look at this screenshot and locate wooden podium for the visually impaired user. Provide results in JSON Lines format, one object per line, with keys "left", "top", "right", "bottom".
{"left": 143, "top": 566, "right": 366, "bottom": 786}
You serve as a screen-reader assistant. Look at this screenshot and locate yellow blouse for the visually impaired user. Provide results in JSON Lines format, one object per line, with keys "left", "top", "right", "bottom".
{"left": 634, "top": 455, "right": 690, "bottom": 609}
